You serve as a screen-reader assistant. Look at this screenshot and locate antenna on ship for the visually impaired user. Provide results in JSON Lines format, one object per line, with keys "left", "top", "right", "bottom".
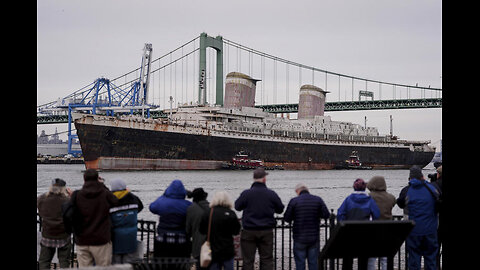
{"left": 389, "top": 115, "right": 393, "bottom": 138}
{"left": 169, "top": 96, "right": 174, "bottom": 119}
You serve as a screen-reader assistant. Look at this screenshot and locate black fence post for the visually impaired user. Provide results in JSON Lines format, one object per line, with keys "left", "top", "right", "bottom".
{"left": 328, "top": 209, "right": 336, "bottom": 270}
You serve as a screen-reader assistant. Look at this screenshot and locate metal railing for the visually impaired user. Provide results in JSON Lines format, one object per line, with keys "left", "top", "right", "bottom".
{"left": 37, "top": 213, "right": 436, "bottom": 269}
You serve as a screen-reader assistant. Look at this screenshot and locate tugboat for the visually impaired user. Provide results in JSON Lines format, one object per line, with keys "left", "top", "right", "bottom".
{"left": 334, "top": 151, "right": 372, "bottom": 170}
{"left": 222, "top": 152, "right": 284, "bottom": 170}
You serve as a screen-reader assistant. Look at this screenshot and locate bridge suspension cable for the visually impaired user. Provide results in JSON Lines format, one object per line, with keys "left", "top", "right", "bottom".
{"left": 222, "top": 38, "right": 441, "bottom": 92}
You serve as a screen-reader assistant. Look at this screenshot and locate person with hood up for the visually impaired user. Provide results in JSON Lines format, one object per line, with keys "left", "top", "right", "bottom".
{"left": 186, "top": 188, "right": 210, "bottom": 270}
{"left": 366, "top": 176, "right": 397, "bottom": 270}
{"left": 337, "top": 178, "right": 380, "bottom": 270}
{"left": 109, "top": 178, "right": 144, "bottom": 264}
{"left": 149, "top": 180, "right": 192, "bottom": 259}
{"left": 397, "top": 166, "right": 440, "bottom": 270}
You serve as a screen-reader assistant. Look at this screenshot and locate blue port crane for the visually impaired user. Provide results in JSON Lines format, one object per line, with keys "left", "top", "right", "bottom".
{"left": 59, "top": 43, "right": 155, "bottom": 155}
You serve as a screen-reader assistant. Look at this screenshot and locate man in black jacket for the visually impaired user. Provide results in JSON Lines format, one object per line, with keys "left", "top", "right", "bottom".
{"left": 234, "top": 168, "right": 284, "bottom": 270}
{"left": 284, "top": 183, "right": 330, "bottom": 270}
{"left": 74, "top": 169, "right": 118, "bottom": 267}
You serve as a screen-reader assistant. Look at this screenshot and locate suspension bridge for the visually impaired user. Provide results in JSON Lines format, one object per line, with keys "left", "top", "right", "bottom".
{"left": 37, "top": 32, "right": 442, "bottom": 154}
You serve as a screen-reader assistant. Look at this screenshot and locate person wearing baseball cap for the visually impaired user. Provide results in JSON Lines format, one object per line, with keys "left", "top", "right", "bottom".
{"left": 234, "top": 168, "right": 284, "bottom": 270}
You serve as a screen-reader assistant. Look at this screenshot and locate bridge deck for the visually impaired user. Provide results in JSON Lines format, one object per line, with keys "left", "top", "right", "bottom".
{"left": 37, "top": 98, "right": 441, "bottom": 124}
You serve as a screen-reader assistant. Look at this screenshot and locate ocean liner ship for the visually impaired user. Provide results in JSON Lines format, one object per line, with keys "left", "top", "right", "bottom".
{"left": 74, "top": 72, "right": 435, "bottom": 170}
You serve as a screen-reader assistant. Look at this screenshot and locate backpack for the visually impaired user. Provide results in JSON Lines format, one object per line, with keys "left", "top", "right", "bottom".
{"left": 61, "top": 190, "right": 82, "bottom": 234}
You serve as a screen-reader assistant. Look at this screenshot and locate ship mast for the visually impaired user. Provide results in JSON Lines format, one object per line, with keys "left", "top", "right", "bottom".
{"left": 389, "top": 115, "right": 393, "bottom": 138}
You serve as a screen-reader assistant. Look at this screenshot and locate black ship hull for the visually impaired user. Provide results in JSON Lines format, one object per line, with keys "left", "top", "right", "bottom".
{"left": 75, "top": 121, "right": 435, "bottom": 171}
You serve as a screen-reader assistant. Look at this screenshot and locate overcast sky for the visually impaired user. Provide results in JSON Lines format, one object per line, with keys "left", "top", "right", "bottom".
{"left": 37, "top": 0, "right": 442, "bottom": 150}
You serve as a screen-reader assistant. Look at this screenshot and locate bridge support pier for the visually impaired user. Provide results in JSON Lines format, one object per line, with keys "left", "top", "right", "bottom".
{"left": 198, "top": 33, "right": 224, "bottom": 106}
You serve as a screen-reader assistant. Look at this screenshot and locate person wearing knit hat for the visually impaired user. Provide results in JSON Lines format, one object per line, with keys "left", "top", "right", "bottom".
{"left": 337, "top": 178, "right": 380, "bottom": 269}
{"left": 338, "top": 178, "right": 380, "bottom": 221}
{"left": 109, "top": 179, "right": 144, "bottom": 264}
{"left": 353, "top": 178, "right": 367, "bottom": 191}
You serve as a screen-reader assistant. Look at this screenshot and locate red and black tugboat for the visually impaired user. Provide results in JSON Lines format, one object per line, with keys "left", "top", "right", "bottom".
{"left": 222, "top": 152, "right": 284, "bottom": 170}
{"left": 334, "top": 151, "right": 373, "bottom": 170}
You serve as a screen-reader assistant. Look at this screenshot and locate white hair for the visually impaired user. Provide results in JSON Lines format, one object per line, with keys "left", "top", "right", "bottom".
{"left": 295, "top": 182, "right": 308, "bottom": 192}
{"left": 209, "top": 190, "right": 234, "bottom": 209}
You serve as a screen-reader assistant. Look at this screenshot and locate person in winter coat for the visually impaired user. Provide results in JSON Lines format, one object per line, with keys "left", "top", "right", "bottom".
{"left": 234, "top": 167, "right": 284, "bottom": 270}
{"left": 186, "top": 188, "right": 210, "bottom": 270}
{"left": 366, "top": 176, "right": 397, "bottom": 270}
{"left": 74, "top": 169, "right": 119, "bottom": 267}
{"left": 37, "top": 178, "right": 72, "bottom": 269}
{"left": 109, "top": 179, "right": 144, "bottom": 264}
{"left": 283, "top": 183, "right": 330, "bottom": 270}
{"left": 397, "top": 166, "right": 440, "bottom": 270}
{"left": 366, "top": 176, "right": 396, "bottom": 220}
{"left": 337, "top": 178, "right": 380, "bottom": 270}
{"left": 432, "top": 165, "right": 443, "bottom": 268}
{"left": 200, "top": 191, "right": 241, "bottom": 270}
{"left": 337, "top": 178, "right": 380, "bottom": 221}
{"left": 149, "top": 179, "right": 192, "bottom": 259}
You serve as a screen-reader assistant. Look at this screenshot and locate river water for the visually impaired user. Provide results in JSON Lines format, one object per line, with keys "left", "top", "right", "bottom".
{"left": 36, "top": 163, "right": 438, "bottom": 222}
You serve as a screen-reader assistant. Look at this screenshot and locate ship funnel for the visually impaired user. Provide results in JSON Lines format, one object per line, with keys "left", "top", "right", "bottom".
{"left": 224, "top": 72, "right": 260, "bottom": 109}
{"left": 297, "top": 84, "right": 329, "bottom": 119}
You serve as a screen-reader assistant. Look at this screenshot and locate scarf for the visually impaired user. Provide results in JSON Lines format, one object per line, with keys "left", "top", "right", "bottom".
{"left": 113, "top": 190, "right": 129, "bottom": 199}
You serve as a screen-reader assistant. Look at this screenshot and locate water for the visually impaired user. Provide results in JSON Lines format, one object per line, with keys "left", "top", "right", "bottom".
{"left": 36, "top": 163, "right": 438, "bottom": 222}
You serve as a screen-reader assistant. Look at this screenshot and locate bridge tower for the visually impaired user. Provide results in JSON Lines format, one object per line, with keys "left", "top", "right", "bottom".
{"left": 198, "top": 33, "right": 224, "bottom": 106}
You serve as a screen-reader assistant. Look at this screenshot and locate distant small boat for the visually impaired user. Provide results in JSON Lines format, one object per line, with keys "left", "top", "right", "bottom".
{"left": 334, "top": 151, "right": 372, "bottom": 170}
{"left": 222, "top": 152, "right": 284, "bottom": 170}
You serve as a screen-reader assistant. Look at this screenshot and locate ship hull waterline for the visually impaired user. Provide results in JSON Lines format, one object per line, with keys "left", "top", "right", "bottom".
{"left": 75, "top": 121, "right": 435, "bottom": 171}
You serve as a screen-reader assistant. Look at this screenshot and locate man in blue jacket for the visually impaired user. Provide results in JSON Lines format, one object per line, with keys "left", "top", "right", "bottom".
{"left": 397, "top": 166, "right": 439, "bottom": 270}
{"left": 235, "top": 168, "right": 284, "bottom": 270}
{"left": 284, "top": 183, "right": 330, "bottom": 270}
